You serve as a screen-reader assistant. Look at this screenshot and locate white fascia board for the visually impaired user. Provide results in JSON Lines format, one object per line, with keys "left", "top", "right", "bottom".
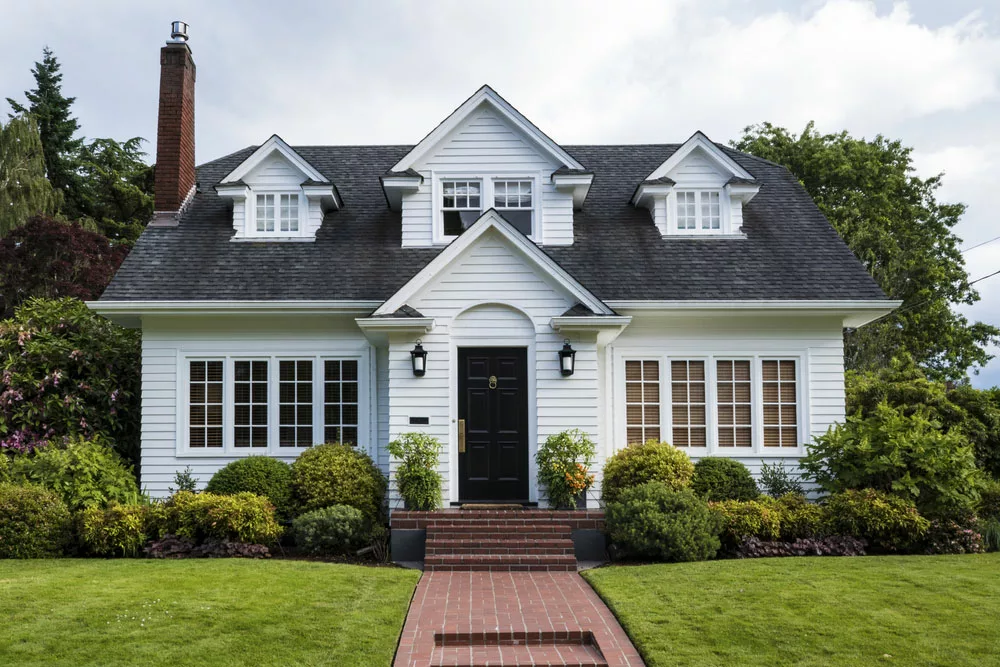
{"left": 390, "top": 85, "right": 586, "bottom": 172}
{"left": 632, "top": 183, "right": 673, "bottom": 207}
{"left": 215, "top": 183, "right": 249, "bottom": 200}
{"left": 302, "top": 184, "right": 340, "bottom": 210}
{"left": 646, "top": 131, "right": 754, "bottom": 182}
{"left": 354, "top": 317, "right": 434, "bottom": 333}
{"left": 88, "top": 300, "right": 382, "bottom": 316}
{"left": 551, "top": 173, "right": 593, "bottom": 209}
{"left": 220, "top": 135, "right": 326, "bottom": 184}
{"left": 550, "top": 316, "right": 632, "bottom": 346}
{"left": 374, "top": 209, "right": 614, "bottom": 317}
{"left": 725, "top": 182, "right": 761, "bottom": 204}
{"left": 380, "top": 176, "right": 423, "bottom": 212}
{"left": 606, "top": 299, "right": 902, "bottom": 328}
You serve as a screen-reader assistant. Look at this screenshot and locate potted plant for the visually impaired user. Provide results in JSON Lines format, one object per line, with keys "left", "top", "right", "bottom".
{"left": 536, "top": 429, "right": 596, "bottom": 510}
{"left": 387, "top": 432, "right": 443, "bottom": 510}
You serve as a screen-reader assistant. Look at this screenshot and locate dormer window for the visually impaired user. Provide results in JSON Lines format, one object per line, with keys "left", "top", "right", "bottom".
{"left": 442, "top": 180, "right": 482, "bottom": 236}
{"left": 676, "top": 190, "right": 721, "bottom": 232}
{"left": 255, "top": 194, "right": 300, "bottom": 234}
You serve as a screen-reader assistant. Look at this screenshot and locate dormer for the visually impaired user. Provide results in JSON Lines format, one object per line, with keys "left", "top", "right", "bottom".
{"left": 215, "top": 135, "right": 340, "bottom": 242}
{"left": 383, "top": 85, "right": 592, "bottom": 248}
{"left": 632, "top": 132, "right": 760, "bottom": 238}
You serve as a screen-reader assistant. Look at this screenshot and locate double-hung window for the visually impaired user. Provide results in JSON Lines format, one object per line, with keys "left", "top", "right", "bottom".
{"left": 441, "top": 181, "right": 481, "bottom": 236}
{"left": 255, "top": 193, "right": 299, "bottom": 233}
{"left": 494, "top": 179, "right": 533, "bottom": 236}
{"left": 189, "top": 361, "right": 223, "bottom": 448}
{"left": 675, "top": 190, "right": 721, "bottom": 231}
{"left": 762, "top": 360, "right": 798, "bottom": 447}
{"left": 279, "top": 360, "right": 313, "bottom": 448}
{"left": 234, "top": 360, "right": 268, "bottom": 448}
{"left": 625, "top": 360, "right": 660, "bottom": 444}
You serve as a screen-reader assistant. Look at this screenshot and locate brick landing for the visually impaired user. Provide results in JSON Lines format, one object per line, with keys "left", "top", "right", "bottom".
{"left": 394, "top": 571, "right": 644, "bottom": 667}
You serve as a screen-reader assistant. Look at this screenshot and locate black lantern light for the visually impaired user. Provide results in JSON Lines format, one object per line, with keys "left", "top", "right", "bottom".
{"left": 558, "top": 340, "right": 576, "bottom": 377}
{"left": 410, "top": 341, "right": 427, "bottom": 377}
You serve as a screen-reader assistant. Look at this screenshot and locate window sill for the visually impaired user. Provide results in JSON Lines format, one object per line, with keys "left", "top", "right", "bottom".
{"left": 231, "top": 236, "right": 315, "bottom": 243}
{"left": 661, "top": 233, "right": 747, "bottom": 240}
{"left": 175, "top": 448, "right": 323, "bottom": 458}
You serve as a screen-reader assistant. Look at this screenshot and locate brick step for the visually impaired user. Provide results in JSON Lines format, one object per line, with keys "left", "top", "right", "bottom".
{"left": 425, "top": 538, "right": 575, "bottom": 556}
{"left": 426, "top": 524, "right": 572, "bottom": 537}
{"left": 431, "top": 631, "right": 606, "bottom": 667}
{"left": 424, "top": 554, "right": 577, "bottom": 572}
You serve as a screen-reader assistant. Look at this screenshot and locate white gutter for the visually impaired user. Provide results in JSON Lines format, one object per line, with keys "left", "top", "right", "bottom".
{"left": 605, "top": 299, "right": 902, "bottom": 329}
{"left": 88, "top": 300, "right": 383, "bottom": 314}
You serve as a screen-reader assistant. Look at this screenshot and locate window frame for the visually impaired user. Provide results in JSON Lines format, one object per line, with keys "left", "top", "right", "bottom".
{"left": 176, "top": 350, "right": 370, "bottom": 458}
{"left": 432, "top": 172, "right": 542, "bottom": 244}
{"left": 668, "top": 188, "right": 729, "bottom": 235}
{"left": 491, "top": 177, "right": 535, "bottom": 237}
{"left": 247, "top": 188, "right": 306, "bottom": 238}
{"left": 615, "top": 351, "right": 806, "bottom": 457}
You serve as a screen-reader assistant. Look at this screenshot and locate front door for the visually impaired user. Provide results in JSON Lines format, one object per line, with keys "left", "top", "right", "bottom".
{"left": 457, "top": 347, "right": 529, "bottom": 502}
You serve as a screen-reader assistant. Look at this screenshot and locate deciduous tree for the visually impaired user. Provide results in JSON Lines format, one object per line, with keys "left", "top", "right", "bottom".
{"left": 0, "top": 115, "right": 60, "bottom": 235}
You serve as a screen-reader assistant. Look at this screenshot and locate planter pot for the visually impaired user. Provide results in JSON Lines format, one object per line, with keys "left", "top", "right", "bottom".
{"left": 557, "top": 491, "right": 587, "bottom": 510}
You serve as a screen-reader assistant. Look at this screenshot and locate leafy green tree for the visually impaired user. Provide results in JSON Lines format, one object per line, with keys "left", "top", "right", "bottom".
{"left": 7, "top": 47, "right": 84, "bottom": 217}
{"left": 733, "top": 122, "right": 998, "bottom": 381}
{"left": 77, "top": 137, "right": 154, "bottom": 243}
{"left": 0, "top": 115, "right": 61, "bottom": 235}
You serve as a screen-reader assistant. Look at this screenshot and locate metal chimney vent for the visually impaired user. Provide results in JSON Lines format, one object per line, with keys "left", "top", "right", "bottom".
{"left": 169, "top": 21, "right": 189, "bottom": 43}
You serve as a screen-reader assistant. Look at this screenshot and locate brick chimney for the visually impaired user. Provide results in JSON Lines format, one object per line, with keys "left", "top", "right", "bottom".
{"left": 154, "top": 21, "right": 196, "bottom": 218}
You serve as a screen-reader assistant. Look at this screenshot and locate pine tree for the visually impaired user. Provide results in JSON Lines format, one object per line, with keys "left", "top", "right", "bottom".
{"left": 0, "top": 115, "right": 61, "bottom": 236}
{"left": 7, "top": 47, "right": 84, "bottom": 216}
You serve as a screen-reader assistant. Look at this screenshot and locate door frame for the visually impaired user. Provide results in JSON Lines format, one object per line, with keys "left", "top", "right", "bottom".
{"left": 449, "top": 338, "right": 537, "bottom": 504}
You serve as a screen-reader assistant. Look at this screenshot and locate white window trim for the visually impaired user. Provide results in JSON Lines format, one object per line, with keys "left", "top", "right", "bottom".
{"left": 431, "top": 171, "right": 543, "bottom": 245}
{"left": 667, "top": 188, "right": 729, "bottom": 235}
{"left": 176, "top": 350, "right": 369, "bottom": 458}
{"left": 614, "top": 351, "right": 807, "bottom": 457}
{"left": 247, "top": 188, "right": 307, "bottom": 239}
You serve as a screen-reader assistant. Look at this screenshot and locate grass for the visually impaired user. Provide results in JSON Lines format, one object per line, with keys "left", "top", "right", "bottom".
{"left": 0, "top": 559, "right": 420, "bottom": 666}
{"left": 583, "top": 554, "right": 1000, "bottom": 667}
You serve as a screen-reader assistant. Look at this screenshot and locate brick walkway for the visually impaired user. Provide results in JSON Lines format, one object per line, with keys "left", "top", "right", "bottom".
{"left": 394, "top": 571, "right": 644, "bottom": 666}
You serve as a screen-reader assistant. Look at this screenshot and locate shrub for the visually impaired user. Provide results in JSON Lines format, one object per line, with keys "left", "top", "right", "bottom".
{"left": 291, "top": 444, "right": 386, "bottom": 523}
{"left": 150, "top": 491, "right": 283, "bottom": 545}
{"left": 980, "top": 518, "right": 1000, "bottom": 552}
{"left": 602, "top": 441, "right": 694, "bottom": 505}
{"left": 145, "top": 535, "right": 270, "bottom": 559}
{"left": 736, "top": 536, "right": 866, "bottom": 559}
{"left": 0, "top": 482, "right": 72, "bottom": 557}
{"left": 978, "top": 478, "right": 1000, "bottom": 521}
{"left": 606, "top": 482, "right": 722, "bottom": 562}
{"left": 921, "top": 518, "right": 984, "bottom": 555}
{"left": 387, "top": 433, "right": 443, "bottom": 511}
{"left": 170, "top": 466, "right": 198, "bottom": 494}
{"left": 823, "top": 489, "right": 929, "bottom": 552}
{"left": 535, "top": 429, "right": 595, "bottom": 509}
{"left": 206, "top": 457, "right": 293, "bottom": 520}
{"left": 803, "top": 403, "right": 981, "bottom": 518}
{"left": 692, "top": 458, "right": 759, "bottom": 502}
{"left": 710, "top": 499, "right": 783, "bottom": 547}
{"left": 0, "top": 297, "right": 140, "bottom": 467}
{"left": 10, "top": 436, "right": 139, "bottom": 511}
{"left": 292, "top": 505, "right": 367, "bottom": 556}
{"left": 77, "top": 503, "right": 147, "bottom": 557}
{"left": 774, "top": 493, "right": 826, "bottom": 540}
{"left": 0, "top": 453, "right": 9, "bottom": 483}
{"left": 759, "top": 460, "right": 804, "bottom": 497}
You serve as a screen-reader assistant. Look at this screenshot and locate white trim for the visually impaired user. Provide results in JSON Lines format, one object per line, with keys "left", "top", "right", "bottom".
{"left": 551, "top": 172, "right": 593, "bottom": 209}
{"left": 430, "top": 173, "right": 543, "bottom": 245}
{"left": 606, "top": 300, "right": 901, "bottom": 328}
{"left": 89, "top": 300, "right": 382, "bottom": 314}
{"left": 390, "top": 85, "right": 585, "bottom": 173}
{"left": 645, "top": 131, "right": 754, "bottom": 182}
{"left": 374, "top": 209, "right": 614, "bottom": 317}
{"left": 220, "top": 135, "right": 327, "bottom": 185}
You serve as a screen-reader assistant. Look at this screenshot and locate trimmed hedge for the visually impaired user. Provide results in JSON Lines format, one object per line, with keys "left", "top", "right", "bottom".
{"left": 292, "top": 505, "right": 367, "bottom": 556}
{"left": 291, "top": 444, "right": 386, "bottom": 523}
{"left": 77, "top": 503, "right": 148, "bottom": 557}
{"left": 711, "top": 498, "right": 783, "bottom": 547}
{"left": 206, "top": 457, "right": 293, "bottom": 520}
{"left": 823, "top": 489, "right": 929, "bottom": 552}
{"left": 691, "top": 458, "right": 759, "bottom": 502}
{"left": 602, "top": 441, "right": 694, "bottom": 505}
{"left": 0, "top": 482, "right": 72, "bottom": 558}
{"left": 149, "top": 491, "right": 283, "bottom": 545}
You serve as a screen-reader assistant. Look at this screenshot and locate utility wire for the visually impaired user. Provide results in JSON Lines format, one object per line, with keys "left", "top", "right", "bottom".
{"left": 961, "top": 235, "right": 1000, "bottom": 254}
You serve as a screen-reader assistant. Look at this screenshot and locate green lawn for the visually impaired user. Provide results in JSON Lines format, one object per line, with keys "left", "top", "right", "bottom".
{"left": 0, "top": 559, "right": 420, "bottom": 666}
{"left": 583, "top": 554, "right": 1000, "bottom": 667}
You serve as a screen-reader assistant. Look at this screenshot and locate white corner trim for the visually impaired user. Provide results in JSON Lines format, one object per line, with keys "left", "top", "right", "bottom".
{"left": 645, "top": 131, "right": 754, "bottom": 182}
{"left": 373, "top": 209, "right": 614, "bottom": 317}
{"left": 220, "top": 135, "right": 327, "bottom": 185}
{"left": 390, "top": 85, "right": 586, "bottom": 172}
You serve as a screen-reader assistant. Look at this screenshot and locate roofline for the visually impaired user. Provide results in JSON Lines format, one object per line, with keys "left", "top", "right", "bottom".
{"left": 606, "top": 299, "right": 901, "bottom": 328}
{"left": 89, "top": 300, "right": 383, "bottom": 315}
{"left": 644, "top": 131, "right": 755, "bottom": 183}
{"left": 219, "top": 134, "right": 327, "bottom": 185}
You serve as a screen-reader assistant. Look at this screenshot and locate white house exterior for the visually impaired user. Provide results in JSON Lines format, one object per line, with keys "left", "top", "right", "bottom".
{"left": 91, "top": 32, "right": 897, "bottom": 506}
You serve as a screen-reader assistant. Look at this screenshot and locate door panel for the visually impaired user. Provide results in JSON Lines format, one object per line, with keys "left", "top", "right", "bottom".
{"left": 458, "top": 347, "right": 529, "bottom": 502}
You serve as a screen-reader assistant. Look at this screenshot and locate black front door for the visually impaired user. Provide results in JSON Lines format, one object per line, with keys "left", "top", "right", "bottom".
{"left": 458, "top": 347, "right": 529, "bottom": 502}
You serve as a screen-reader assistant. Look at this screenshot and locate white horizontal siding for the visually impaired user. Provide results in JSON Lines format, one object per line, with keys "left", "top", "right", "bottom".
{"left": 243, "top": 153, "right": 304, "bottom": 187}
{"left": 666, "top": 148, "right": 727, "bottom": 186}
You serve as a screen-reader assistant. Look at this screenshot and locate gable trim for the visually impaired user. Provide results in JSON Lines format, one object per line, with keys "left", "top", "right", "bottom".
{"left": 645, "top": 131, "right": 755, "bottom": 182}
{"left": 374, "top": 209, "right": 614, "bottom": 317}
{"left": 220, "top": 135, "right": 327, "bottom": 185}
{"left": 390, "top": 85, "right": 586, "bottom": 172}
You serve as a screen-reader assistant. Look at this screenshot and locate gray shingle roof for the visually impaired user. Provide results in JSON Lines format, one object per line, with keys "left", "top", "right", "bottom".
{"left": 100, "top": 144, "right": 887, "bottom": 303}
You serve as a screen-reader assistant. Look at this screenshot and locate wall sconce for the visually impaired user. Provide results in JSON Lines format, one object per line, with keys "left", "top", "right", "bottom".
{"left": 410, "top": 341, "right": 427, "bottom": 377}
{"left": 559, "top": 340, "right": 576, "bottom": 377}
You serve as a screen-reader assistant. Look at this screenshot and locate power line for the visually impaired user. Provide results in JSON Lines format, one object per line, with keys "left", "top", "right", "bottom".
{"left": 854, "top": 267, "right": 1000, "bottom": 329}
{"left": 962, "top": 235, "right": 1000, "bottom": 254}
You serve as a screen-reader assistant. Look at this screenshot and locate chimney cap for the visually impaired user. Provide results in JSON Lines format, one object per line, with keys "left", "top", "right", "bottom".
{"left": 168, "top": 21, "right": 189, "bottom": 44}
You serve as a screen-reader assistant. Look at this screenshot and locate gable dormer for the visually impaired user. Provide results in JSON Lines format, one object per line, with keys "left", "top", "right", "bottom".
{"left": 215, "top": 135, "right": 339, "bottom": 242}
{"left": 383, "top": 85, "right": 592, "bottom": 248}
{"left": 632, "top": 132, "right": 760, "bottom": 237}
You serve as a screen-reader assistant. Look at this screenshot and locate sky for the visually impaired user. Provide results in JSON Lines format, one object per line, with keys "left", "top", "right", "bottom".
{"left": 3, "top": 0, "right": 999, "bottom": 387}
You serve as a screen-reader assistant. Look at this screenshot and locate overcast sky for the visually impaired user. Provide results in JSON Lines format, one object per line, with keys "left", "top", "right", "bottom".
{"left": 4, "top": 0, "right": 999, "bottom": 387}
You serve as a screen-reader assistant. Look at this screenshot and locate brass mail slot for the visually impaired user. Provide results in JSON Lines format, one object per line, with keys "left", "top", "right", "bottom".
{"left": 458, "top": 419, "right": 466, "bottom": 454}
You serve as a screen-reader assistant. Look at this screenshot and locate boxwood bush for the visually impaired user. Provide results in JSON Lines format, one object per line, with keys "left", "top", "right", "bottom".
{"left": 77, "top": 503, "right": 148, "bottom": 557}
{"left": 0, "top": 482, "right": 72, "bottom": 558}
{"left": 291, "top": 444, "right": 386, "bottom": 523}
{"left": 602, "top": 441, "right": 694, "bottom": 505}
{"left": 691, "top": 458, "right": 759, "bottom": 501}
{"left": 606, "top": 482, "right": 722, "bottom": 562}
{"left": 823, "top": 489, "right": 929, "bottom": 552}
{"left": 292, "top": 505, "right": 367, "bottom": 556}
{"left": 10, "top": 436, "right": 139, "bottom": 511}
{"left": 149, "top": 490, "right": 283, "bottom": 545}
{"left": 205, "top": 457, "right": 293, "bottom": 520}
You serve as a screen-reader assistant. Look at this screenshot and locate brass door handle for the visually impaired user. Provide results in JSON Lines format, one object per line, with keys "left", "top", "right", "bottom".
{"left": 458, "top": 419, "right": 466, "bottom": 454}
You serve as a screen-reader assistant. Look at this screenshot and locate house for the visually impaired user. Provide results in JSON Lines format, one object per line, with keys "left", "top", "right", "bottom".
{"left": 91, "top": 25, "right": 898, "bottom": 507}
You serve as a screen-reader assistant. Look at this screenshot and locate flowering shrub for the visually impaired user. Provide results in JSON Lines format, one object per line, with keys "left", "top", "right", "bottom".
{"left": 387, "top": 433, "right": 443, "bottom": 511}
{"left": 0, "top": 298, "right": 140, "bottom": 467}
{"left": 148, "top": 491, "right": 283, "bottom": 545}
{"left": 921, "top": 519, "right": 985, "bottom": 555}
{"left": 536, "top": 429, "right": 595, "bottom": 509}
{"left": 77, "top": 503, "right": 148, "bottom": 557}
{"left": 602, "top": 441, "right": 694, "bottom": 505}
{"left": 0, "top": 482, "right": 73, "bottom": 558}
{"left": 736, "top": 536, "right": 866, "bottom": 559}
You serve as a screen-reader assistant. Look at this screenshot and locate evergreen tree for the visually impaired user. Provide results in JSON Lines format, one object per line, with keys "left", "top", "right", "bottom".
{"left": 0, "top": 115, "right": 61, "bottom": 236}
{"left": 77, "top": 137, "right": 154, "bottom": 244}
{"left": 7, "top": 47, "right": 84, "bottom": 216}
